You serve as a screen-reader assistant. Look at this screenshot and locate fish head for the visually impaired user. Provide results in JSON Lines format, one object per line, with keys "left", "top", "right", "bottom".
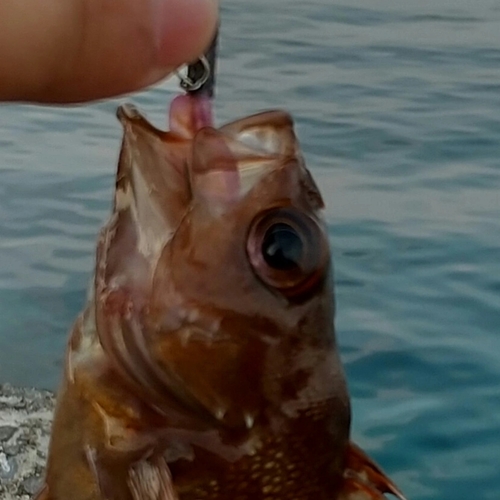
{"left": 91, "top": 99, "right": 352, "bottom": 496}
{"left": 96, "top": 102, "right": 349, "bottom": 431}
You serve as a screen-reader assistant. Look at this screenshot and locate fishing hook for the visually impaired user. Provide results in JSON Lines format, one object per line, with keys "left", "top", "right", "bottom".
{"left": 176, "top": 29, "right": 219, "bottom": 97}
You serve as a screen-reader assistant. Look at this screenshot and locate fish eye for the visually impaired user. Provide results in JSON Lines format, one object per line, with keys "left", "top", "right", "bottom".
{"left": 262, "top": 223, "right": 303, "bottom": 271}
{"left": 247, "top": 207, "right": 328, "bottom": 295}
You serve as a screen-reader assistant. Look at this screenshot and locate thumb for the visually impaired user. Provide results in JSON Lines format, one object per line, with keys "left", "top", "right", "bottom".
{"left": 0, "top": 0, "right": 219, "bottom": 103}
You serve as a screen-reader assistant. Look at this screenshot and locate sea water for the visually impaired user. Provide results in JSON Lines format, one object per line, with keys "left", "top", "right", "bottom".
{"left": 0, "top": 1, "right": 499, "bottom": 498}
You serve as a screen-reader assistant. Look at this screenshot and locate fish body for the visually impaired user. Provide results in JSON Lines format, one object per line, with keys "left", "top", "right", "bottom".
{"left": 36, "top": 95, "right": 406, "bottom": 500}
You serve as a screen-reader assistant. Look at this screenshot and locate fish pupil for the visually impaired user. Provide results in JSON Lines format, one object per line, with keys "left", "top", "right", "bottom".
{"left": 262, "top": 223, "right": 303, "bottom": 270}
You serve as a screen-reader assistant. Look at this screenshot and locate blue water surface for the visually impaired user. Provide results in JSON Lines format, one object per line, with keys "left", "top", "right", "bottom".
{"left": 1, "top": 1, "right": 499, "bottom": 499}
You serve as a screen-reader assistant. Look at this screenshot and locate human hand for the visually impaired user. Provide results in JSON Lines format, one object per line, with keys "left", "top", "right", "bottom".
{"left": 0, "top": 0, "right": 218, "bottom": 103}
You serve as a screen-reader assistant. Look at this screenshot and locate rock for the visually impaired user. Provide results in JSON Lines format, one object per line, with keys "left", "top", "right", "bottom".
{"left": 0, "top": 452, "right": 18, "bottom": 480}
{"left": 21, "top": 476, "right": 44, "bottom": 496}
{"left": 0, "top": 426, "right": 16, "bottom": 442}
{"left": 0, "top": 384, "right": 54, "bottom": 500}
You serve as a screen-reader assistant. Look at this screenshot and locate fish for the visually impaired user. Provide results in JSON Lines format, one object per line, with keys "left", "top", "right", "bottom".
{"left": 34, "top": 89, "right": 408, "bottom": 500}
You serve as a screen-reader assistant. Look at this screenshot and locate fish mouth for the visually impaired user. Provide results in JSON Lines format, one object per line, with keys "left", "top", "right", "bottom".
{"left": 340, "top": 442, "right": 408, "bottom": 500}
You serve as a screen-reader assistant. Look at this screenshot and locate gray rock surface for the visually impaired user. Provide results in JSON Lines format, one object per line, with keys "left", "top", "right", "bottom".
{"left": 0, "top": 384, "right": 54, "bottom": 500}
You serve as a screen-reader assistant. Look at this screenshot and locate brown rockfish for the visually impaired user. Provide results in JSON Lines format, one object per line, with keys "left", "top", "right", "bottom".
{"left": 35, "top": 91, "right": 407, "bottom": 500}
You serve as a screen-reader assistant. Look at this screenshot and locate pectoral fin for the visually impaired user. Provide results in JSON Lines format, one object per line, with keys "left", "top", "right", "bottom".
{"left": 128, "top": 456, "right": 178, "bottom": 500}
{"left": 339, "top": 442, "right": 408, "bottom": 500}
